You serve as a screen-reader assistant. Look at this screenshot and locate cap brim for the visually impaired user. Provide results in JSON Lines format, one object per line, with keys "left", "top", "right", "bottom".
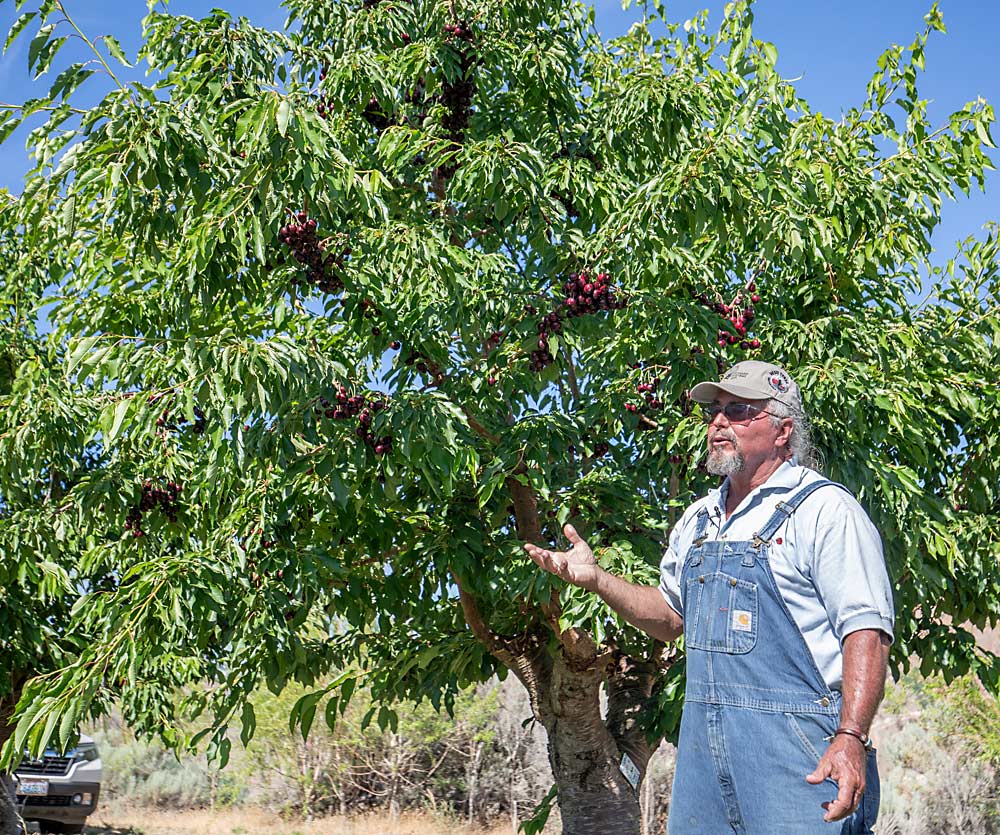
{"left": 689, "top": 381, "right": 773, "bottom": 404}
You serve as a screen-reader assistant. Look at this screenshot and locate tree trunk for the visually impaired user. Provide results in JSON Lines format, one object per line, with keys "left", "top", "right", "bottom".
{"left": 333, "top": 747, "right": 348, "bottom": 816}
{"left": 466, "top": 738, "right": 482, "bottom": 824}
{"left": 455, "top": 484, "right": 663, "bottom": 835}
{"left": 455, "top": 578, "right": 664, "bottom": 834}
{"left": 536, "top": 651, "right": 654, "bottom": 835}
{"left": 387, "top": 733, "right": 401, "bottom": 820}
{"left": 509, "top": 749, "right": 519, "bottom": 834}
{"left": 1, "top": 677, "right": 28, "bottom": 835}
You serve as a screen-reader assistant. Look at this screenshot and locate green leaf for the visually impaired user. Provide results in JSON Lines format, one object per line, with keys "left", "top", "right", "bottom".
{"left": 103, "top": 35, "right": 132, "bottom": 67}
{"left": 5, "top": 11, "right": 36, "bottom": 54}
{"left": 239, "top": 702, "right": 256, "bottom": 747}
{"left": 276, "top": 99, "right": 291, "bottom": 138}
{"left": 32, "top": 33, "right": 66, "bottom": 78}
{"left": 300, "top": 698, "right": 318, "bottom": 740}
{"left": 57, "top": 704, "right": 77, "bottom": 751}
{"left": 62, "top": 193, "right": 76, "bottom": 237}
{"left": 67, "top": 334, "right": 102, "bottom": 375}
{"left": 324, "top": 696, "right": 340, "bottom": 731}
{"left": 26, "top": 23, "right": 53, "bottom": 73}
{"left": 975, "top": 120, "right": 996, "bottom": 149}
{"left": 106, "top": 398, "right": 131, "bottom": 445}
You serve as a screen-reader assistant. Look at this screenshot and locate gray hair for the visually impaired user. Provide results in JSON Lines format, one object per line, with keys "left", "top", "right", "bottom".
{"left": 767, "top": 400, "right": 822, "bottom": 473}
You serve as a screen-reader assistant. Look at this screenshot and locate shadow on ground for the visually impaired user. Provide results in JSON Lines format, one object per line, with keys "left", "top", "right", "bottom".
{"left": 83, "top": 826, "right": 144, "bottom": 834}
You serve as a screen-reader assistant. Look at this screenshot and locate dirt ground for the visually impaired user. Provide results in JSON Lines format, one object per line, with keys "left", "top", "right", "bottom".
{"left": 80, "top": 804, "right": 515, "bottom": 835}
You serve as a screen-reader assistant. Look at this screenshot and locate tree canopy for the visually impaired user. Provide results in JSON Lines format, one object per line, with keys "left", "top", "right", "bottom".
{"left": 0, "top": 0, "right": 997, "bottom": 830}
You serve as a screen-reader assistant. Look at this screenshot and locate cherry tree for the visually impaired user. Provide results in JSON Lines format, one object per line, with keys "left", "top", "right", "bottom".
{"left": 0, "top": 1, "right": 998, "bottom": 831}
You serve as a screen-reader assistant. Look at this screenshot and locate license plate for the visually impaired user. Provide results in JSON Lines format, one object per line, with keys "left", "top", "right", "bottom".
{"left": 16, "top": 778, "right": 48, "bottom": 796}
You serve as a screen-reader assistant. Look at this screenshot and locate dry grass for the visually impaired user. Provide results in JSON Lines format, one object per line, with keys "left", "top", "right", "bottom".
{"left": 83, "top": 803, "right": 517, "bottom": 835}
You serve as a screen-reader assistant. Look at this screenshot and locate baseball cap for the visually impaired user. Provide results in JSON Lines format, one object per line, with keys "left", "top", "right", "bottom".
{"left": 689, "top": 360, "right": 802, "bottom": 411}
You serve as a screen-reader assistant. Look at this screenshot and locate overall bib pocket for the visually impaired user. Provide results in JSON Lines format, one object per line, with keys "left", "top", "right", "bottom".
{"left": 684, "top": 572, "right": 758, "bottom": 653}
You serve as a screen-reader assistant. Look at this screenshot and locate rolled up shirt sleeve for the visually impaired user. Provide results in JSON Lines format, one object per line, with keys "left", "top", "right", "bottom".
{"left": 658, "top": 528, "right": 685, "bottom": 617}
{"left": 810, "top": 493, "right": 895, "bottom": 644}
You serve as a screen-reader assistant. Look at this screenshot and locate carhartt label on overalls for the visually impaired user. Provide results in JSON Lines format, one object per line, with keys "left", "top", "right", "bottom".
{"left": 732, "top": 610, "right": 752, "bottom": 632}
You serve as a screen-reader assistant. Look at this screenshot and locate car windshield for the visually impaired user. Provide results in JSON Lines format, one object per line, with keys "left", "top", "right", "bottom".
{"left": 29, "top": 741, "right": 97, "bottom": 760}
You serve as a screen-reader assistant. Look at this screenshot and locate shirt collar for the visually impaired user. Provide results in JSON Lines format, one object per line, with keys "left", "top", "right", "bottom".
{"left": 710, "top": 457, "right": 804, "bottom": 519}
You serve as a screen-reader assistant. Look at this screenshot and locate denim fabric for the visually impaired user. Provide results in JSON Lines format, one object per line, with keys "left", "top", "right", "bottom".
{"left": 659, "top": 460, "right": 895, "bottom": 691}
{"left": 667, "top": 480, "right": 880, "bottom": 834}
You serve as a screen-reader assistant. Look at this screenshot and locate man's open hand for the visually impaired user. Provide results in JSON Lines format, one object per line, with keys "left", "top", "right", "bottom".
{"left": 805, "top": 734, "right": 867, "bottom": 822}
{"left": 523, "top": 524, "right": 600, "bottom": 592}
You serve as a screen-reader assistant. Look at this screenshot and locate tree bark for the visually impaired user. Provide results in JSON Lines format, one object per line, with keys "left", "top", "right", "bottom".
{"left": 0, "top": 775, "right": 17, "bottom": 835}
{"left": 458, "top": 582, "right": 658, "bottom": 834}
{"left": 0, "top": 676, "right": 28, "bottom": 835}
{"left": 466, "top": 738, "right": 482, "bottom": 825}
{"left": 387, "top": 733, "right": 402, "bottom": 820}
{"left": 456, "top": 479, "right": 660, "bottom": 834}
{"left": 537, "top": 651, "right": 654, "bottom": 835}
{"left": 460, "top": 597, "right": 658, "bottom": 832}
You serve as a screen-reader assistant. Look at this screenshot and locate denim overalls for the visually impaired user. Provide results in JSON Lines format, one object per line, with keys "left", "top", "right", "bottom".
{"left": 667, "top": 480, "right": 879, "bottom": 834}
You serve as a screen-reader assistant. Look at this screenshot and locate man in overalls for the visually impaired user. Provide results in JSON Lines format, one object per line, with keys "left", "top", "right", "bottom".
{"left": 524, "top": 360, "right": 894, "bottom": 833}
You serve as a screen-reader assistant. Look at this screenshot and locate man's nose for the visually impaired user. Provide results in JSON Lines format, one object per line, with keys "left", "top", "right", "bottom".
{"left": 708, "top": 408, "right": 730, "bottom": 428}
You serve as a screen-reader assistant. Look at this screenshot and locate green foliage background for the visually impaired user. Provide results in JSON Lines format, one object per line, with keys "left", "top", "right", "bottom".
{"left": 0, "top": 0, "right": 997, "bottom": 791}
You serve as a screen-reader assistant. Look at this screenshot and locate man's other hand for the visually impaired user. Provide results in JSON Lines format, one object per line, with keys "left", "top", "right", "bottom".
{"left": 805, "top": 734, "right": 867, "bottom": 822}
{"left": 523, "top": 524, "right": 600, "bottom": 591}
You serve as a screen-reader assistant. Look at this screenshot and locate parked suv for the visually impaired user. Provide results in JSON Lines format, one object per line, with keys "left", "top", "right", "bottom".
{"left": 14, "top": 735, "right": 101, "bottom": 834}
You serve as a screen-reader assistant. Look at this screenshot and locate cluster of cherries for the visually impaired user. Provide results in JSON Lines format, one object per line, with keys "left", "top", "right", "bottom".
{"left": 316, "top": 90, "right": 335, "bottom": 120}
{"left": 437, "top": 21, "right": 477, "bottom": 175}
{"left": 443, "top": 20, "right": 474, "bottom": 41}
{"left": 279, "top": 211, "right": 346, "bottom": 294}
{"left": 529, "top": 314, "right": 560, "bottom": 371}
{"left": 244, "top": 536, "right": 281, "bottom": 590}
{"left": 529, "top": 271, "right": 627, "bottom": 371}
{"left": 363, "top": 95, "right": 393, "bottom": 130}
{"left": 403, "top": 349, "right": 442, "bottom": 378}
{"left": 314, "top": 18, "right": 473, "bottom": 173}
{"left": 318, "top": 387, "right": 393, "bottom": 455}
{"left": 155, "top": 406, "right": 206, "bottom": 435}
{"left": 624, "top": 375, "right": 664, "bottom": 427}
{"left": 563, "top": 270, "right": 626, "bottom": 317}
{"left": 691, "top": 283, "right": 762, "bottom": 350}
{"left": 344, "top": 297, "right": 386, "bottom": 336}
{"left": 567, "top": 426, "right": 611, "bottom": 459}
{"left": 124, "top": 479, "right": 183, "bottom": 538}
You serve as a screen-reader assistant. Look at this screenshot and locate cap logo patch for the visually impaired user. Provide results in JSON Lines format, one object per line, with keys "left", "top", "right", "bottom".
{"left": 767, "top": 369, "right": 790, "bottom": 394}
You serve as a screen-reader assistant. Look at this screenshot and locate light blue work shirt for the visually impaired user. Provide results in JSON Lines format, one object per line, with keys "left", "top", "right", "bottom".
{"left": 659, "top": 459, "right": 895, "bottom": 691}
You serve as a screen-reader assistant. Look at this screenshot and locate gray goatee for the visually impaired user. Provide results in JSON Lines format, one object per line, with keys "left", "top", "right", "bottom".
{"left": 707, "top": 443, "right": 746, "bottom": 476}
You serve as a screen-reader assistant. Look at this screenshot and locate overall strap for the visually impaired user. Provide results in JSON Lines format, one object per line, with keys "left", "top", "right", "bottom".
{"left": 691, "top": 507, "right": 713, "bottom": 547}
{"left": 753, "top": 479, "right": 851, "bottom": 547}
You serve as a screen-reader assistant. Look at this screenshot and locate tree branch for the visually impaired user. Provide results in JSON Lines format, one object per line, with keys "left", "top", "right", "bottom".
{"left": 505, "top": 471, "right": 601, "bottom": 667}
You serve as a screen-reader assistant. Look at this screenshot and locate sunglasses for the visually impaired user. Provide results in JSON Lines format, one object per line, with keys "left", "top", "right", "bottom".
{"left": 700, "top": 402, "right": 772, "bottom": 424}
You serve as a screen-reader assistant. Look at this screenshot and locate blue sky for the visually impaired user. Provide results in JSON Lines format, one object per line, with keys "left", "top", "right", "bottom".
{"left": 1, "top": 0, "right": 997, "bottom": 262}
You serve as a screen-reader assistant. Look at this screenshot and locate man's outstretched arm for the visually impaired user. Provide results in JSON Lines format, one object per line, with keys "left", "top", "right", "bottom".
{"left": 524, "top": 523, "right": 683, "bottom": 643}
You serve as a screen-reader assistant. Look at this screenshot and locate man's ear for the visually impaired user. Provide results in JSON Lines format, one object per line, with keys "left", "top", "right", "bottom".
{"left": 775, "top": 417, "right": 794, "bottom": 450}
